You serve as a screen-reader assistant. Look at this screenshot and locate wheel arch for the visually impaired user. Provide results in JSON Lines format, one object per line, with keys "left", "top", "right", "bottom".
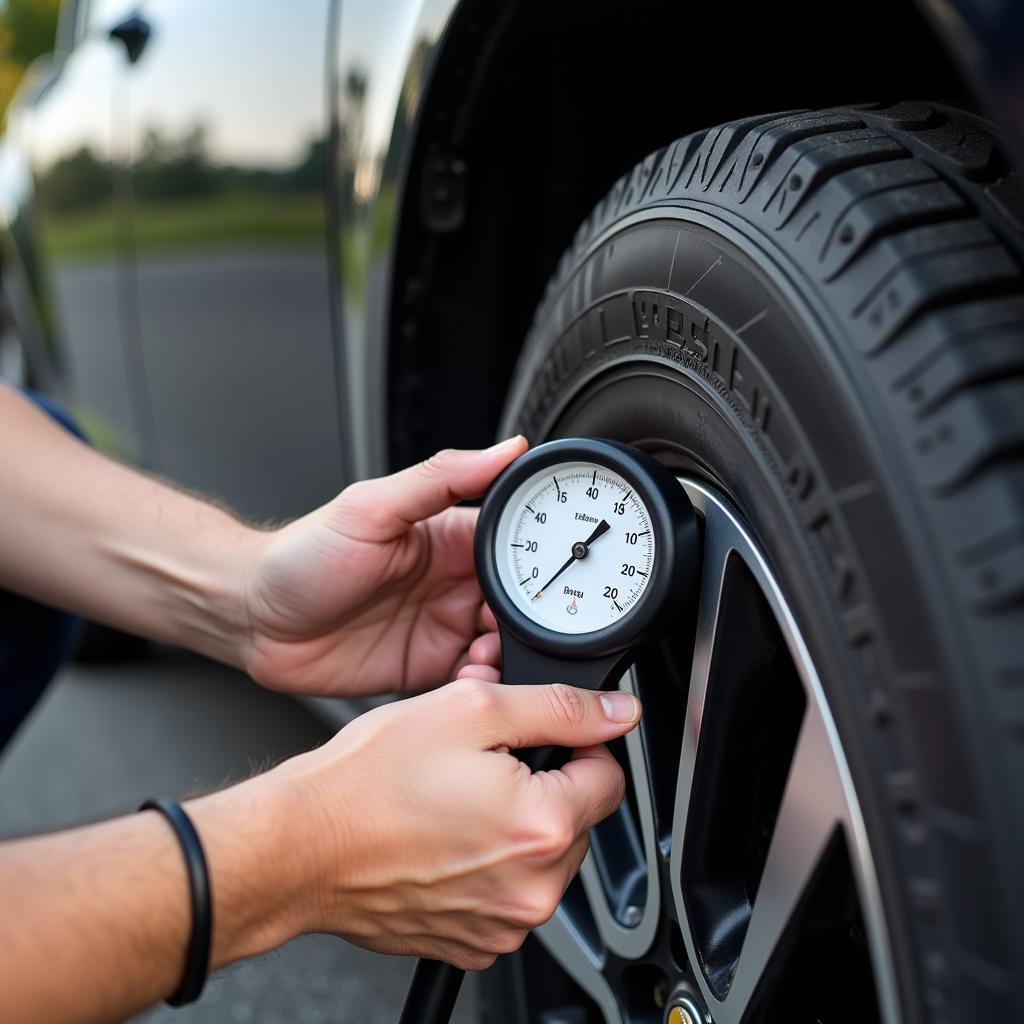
{"left": 385, "top": 0, "right": 1000, "bottom": 470}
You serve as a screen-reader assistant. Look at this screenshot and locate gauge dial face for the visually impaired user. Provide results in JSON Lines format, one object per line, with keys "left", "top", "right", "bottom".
{"left": 493, "top": 461, "right": 656, "bottom": 635}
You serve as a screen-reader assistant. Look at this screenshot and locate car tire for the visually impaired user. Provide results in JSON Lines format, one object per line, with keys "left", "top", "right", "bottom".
{"left": 481, "top": 102, "right": 1024, "bottom": 1023}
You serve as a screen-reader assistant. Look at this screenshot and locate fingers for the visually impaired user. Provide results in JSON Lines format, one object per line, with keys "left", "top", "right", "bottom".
{"left": 476, "top": 603, "right": 498, "bottom": 633}
{"left": 450, "top": 682, "right": 635, "bottom": 838}
{"left": 467, "top": 631, "right": 500, "bottom": 667}
{"left": 484, "top": 682, "right": 641, "bottom": 751}
{"left": 558, "top": 744, "right": 628, "bottom": 831}
{"left": 453, "top": 619, "right": 501, "bottom": 681}
{"left": 453, "top": 628, "right": 501, "bottom": 681}
{"left": 511, "top": 744, "right": 623, "bottom": 881}
{"left": 563, "top": 832, "right": 591, "bottom": 887}
{"left": 456, "top": 662, "right": 501, "bottom": 683}
{"left": 337, "top": 437, "right": 528, "bottom": 541}
{"left": 372, "top": 933, "right": 498, "bottom": 973}
{"left": 441, "top": 680, "right": 636, "bottom": 836}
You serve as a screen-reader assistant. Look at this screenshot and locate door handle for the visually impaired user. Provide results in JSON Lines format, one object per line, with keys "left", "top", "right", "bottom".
{"left": 109, "top": 14, "right": 151, "bottom": 64}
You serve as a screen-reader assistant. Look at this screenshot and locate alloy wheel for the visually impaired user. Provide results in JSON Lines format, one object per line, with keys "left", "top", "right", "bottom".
{"left": 534, "top": 478, "right": 900, "bottom": 1024}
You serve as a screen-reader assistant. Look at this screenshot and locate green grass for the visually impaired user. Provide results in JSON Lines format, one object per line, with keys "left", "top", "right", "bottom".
{"left": 43, "top": 190, "right": 326, "bottom": 262}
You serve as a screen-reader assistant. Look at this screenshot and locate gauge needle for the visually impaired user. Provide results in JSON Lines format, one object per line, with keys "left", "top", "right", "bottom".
{"left": 533, "top": 519, "right": 610, "bottom": 599}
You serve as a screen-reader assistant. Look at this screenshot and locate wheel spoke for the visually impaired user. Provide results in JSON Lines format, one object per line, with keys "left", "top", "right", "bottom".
{"left": 622, "top": 670, "right": 661, "bottom": 871}
{"left": 720, "top": 708, "right": 845, "bottom": 1023}
{"left": 669, "top": 501, "right": 731, "bottom": 928}
{"left": 535, "top": 907, "right": 624, "bottom": 1024}
{"left": 581, "top": 670, "right": 661, "bottom": 959}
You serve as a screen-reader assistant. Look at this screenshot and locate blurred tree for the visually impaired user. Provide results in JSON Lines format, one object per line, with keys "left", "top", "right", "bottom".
{"left": 282, "top": 136, "right": 327, "bottom": 193}
{"left": 135, "top": 124, "right": 219, "bottom": 199}
{"left": 37, "top": 145, "right": 108, "bottom": 212}
{"left": 0, "top": 0, "right": 61, "bottom": 121}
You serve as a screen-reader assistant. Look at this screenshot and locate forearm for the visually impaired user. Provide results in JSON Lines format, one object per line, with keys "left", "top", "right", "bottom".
{"left": 0, "top": 778, "right": 305, "bottom": 1024}
{"left": 0, "top": 384, "right": 260, "bottom": 665}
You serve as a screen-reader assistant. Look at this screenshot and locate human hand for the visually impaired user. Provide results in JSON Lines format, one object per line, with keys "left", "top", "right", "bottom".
{"left": 241, "top": 438, "right": 528, "bottom": 697}
{"left": 269, "top": 678, "right": 641, "bottom": 969}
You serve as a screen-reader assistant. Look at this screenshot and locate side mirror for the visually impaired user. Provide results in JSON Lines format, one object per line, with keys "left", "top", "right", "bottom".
{"left": 108, "top": 13, "right": 151, "bottom": 65}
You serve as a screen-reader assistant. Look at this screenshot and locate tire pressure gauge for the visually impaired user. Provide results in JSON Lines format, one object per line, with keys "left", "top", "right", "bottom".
{"left": 474, "top": 437, "right": 701, "bottom": 691}
{"left": 400, "top": 438, "right": 700, "bottom": 1024}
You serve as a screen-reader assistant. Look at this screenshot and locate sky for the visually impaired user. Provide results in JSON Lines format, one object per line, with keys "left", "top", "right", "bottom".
{"left": 25, "top": 0, "right": 457, "bottom": 176}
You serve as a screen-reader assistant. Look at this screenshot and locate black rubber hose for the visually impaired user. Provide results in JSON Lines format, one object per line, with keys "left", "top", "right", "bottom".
{"left": 398, "top": 959, "right": 465, "bottom": 1024}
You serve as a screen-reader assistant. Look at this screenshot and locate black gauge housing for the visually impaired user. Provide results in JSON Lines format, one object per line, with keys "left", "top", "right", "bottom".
{"left": 475, "top": 438, "right": 700, "bottom": 672}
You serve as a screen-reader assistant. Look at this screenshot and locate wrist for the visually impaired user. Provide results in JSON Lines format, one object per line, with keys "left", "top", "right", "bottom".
{"left": 162, "top": 510, "right": 267, "bottom": 670}
{"left": 205, "top": 518, "right": 269, "bottom": 672}
{"left": 261, "top": 744, "right": 362, "bottom": 936}
{"left": 183, "top": 773, "right": 312, "bottom": 968}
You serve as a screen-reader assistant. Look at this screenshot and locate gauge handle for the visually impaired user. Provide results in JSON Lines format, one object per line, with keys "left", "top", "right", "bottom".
{"left": 398, "top": 959, "right": 463, "bottom": 1024}
{"left": 499, "top": 628, "right": 632, "bottom": 691}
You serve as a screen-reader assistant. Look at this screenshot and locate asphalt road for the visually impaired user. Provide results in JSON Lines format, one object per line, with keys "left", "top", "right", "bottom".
{"left": 0, "top": 649, "right": 478, "bottom": 1024}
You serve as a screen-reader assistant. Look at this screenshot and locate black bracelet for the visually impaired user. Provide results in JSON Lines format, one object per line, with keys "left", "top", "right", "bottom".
{"left": 139, "top": 798, "right": 213, "bottom": 1007}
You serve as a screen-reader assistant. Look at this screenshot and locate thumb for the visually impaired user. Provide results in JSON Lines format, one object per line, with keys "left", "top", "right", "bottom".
{"left": 338, "top": 437, "right": 528, "bottom": 540}
{"left": 489, "top": 683, "right": 641, "bottom": 750}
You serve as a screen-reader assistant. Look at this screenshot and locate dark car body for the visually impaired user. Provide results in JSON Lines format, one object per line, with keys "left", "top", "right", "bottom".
{"left": 1, "top": 0, "right": 1022, "bottom": 520}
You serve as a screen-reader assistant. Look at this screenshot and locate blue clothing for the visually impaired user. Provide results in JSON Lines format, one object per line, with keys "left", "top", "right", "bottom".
{"left": 0, "top": 392, "right": 85, "bottom": 752}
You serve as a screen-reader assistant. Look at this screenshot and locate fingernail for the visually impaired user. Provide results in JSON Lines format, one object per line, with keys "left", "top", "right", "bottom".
{"left": 487, "top": 435, "right": 525, "bottom": 453}
{"left": 600, "top": 691, "right": 640, "bottom": 724}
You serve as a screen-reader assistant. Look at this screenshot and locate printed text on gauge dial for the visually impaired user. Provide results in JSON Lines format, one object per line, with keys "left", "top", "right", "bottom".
{"left": 493, "top": 461, "right": 656, "bottom": 635}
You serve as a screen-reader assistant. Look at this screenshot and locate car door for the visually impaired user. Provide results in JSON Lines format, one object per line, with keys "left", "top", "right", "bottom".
{"left": 19, "top": 0, "right": 151, "bottom": 461}
{"left": 119, "top": 0, "right": 344, "bottom": 520}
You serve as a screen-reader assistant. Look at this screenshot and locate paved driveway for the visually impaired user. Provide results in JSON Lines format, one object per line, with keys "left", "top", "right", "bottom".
{"left": 0, "top": 650, "right": 478, "bottom": 1023}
